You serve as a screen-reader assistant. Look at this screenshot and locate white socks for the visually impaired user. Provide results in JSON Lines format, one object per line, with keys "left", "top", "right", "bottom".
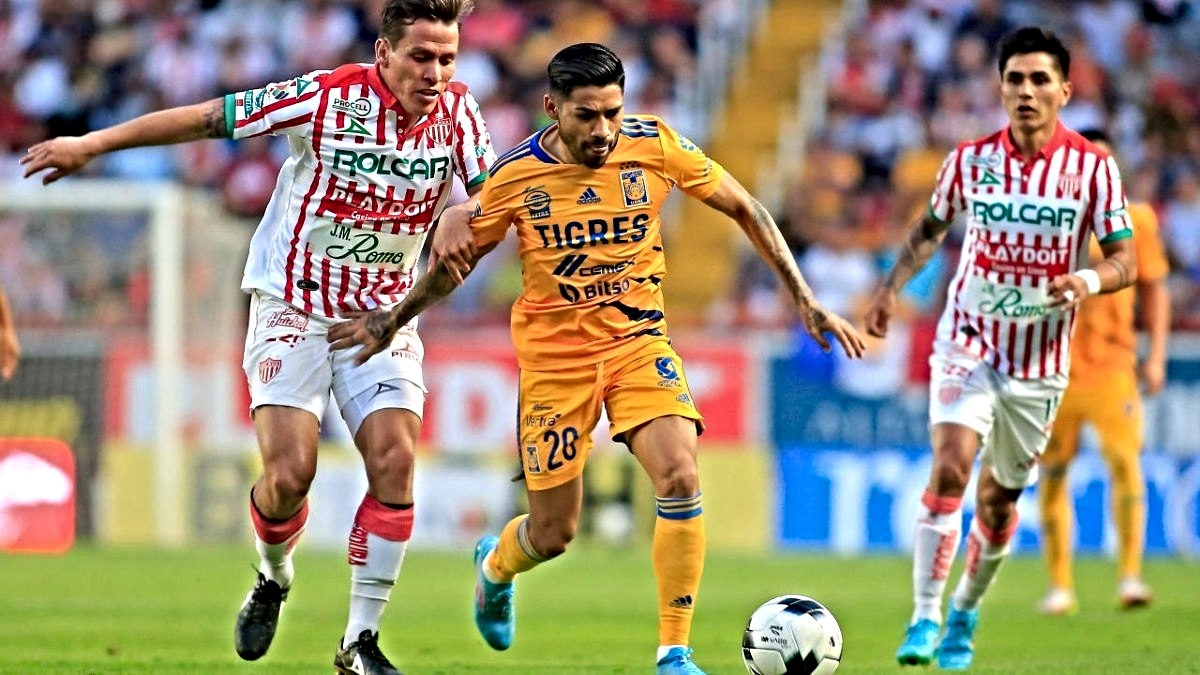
{"left": 910, "top": 493, "right": 963, "bottom": 625}
{"left": 951, "top": 519, "right": 1012, "bottom": 612}
{"left": 344, "top": 530, "right": 408, "bottom": 647}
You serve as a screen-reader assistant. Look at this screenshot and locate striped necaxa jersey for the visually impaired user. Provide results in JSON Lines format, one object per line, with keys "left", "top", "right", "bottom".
{"left": 929, "top": 122, "right": 1133, "bottom": 379}
{"left": 225, "top": 63, "right": 496, "bottom": 317}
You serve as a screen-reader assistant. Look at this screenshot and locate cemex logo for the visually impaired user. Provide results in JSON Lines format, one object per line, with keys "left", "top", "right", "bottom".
{"left": 0, "top": 438, "right": 75, "bottom": 554}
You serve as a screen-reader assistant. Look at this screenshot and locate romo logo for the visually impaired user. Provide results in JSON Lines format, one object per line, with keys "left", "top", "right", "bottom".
{"left": 977, "top": 286, "right": 1046, "bottom": 319}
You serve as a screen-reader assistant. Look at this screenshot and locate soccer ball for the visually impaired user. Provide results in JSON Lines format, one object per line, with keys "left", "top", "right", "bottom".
{"left": 741, "top": 595, "right": 843, "bottom": 675}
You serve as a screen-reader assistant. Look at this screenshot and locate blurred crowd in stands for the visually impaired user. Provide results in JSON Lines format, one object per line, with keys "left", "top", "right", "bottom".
{"left": 0, "top": 0, "right": 702, "bottom": 326}
{"left": 766, "top": 0, "right": 1200, "bottom": 342}
{"left": 2, "top": 0, "right": 1197, "bottom": 339}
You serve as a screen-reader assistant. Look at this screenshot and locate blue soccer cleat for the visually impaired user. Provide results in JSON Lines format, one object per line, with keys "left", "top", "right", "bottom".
{"left": 895, "top": 618, "right": 940, "bottom": 666}
{"left": 937, "top": 607, "right": 979, "bottom": 670}
{"left": 472, "top": 536, "right": 515, "bottom": 650}
{"left": 655, "top": 647, "right": 708, "bottom": 675}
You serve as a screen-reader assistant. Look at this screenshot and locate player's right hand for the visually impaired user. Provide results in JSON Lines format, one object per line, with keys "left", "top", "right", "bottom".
{"left": 327, "top": 309, "right": 400, "bottom": 366}
{"left": 799, "top": 301, "right": 867, "bottom": 359}
{"left": 20, "top": 136, "right": 98, "bottom": 184}
{"left": 864, "top": 286, "right": 896, "bottom": 338}
{"left": 431, "top": 202, "right": 478, "bottom": 285}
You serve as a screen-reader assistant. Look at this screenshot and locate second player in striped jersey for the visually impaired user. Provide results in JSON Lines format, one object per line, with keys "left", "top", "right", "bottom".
{"left": 23, "top": 2, "right": 492, "bottom": 673}
{"left": 865, "top": 27, "right": 1138, "bottom": 671}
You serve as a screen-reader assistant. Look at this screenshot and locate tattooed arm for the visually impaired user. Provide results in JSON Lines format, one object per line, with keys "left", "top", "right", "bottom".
{"left": 886, "top": 212, "right": 954, "bottom": 292}
{"left": 328, "top": 242, "right": 499, "bottom": 365}
{"left": 390, "top": 245, "right": 497, "bottom": 329}
{"left": 22, "top": 98, "right": 228, "bottom": 184}
{"left": 864, "top": 211, "right": 952, "bottom": 338}
{"left": 702, "top": 174, "right": 865, "bottom": 358}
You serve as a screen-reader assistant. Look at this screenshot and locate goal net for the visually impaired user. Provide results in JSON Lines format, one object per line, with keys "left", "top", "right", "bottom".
{"left": 0, "top": 179, "right": 522, "bottom": 552}
{"left": 0, "top": 180, "right": 251, "bottom": 547}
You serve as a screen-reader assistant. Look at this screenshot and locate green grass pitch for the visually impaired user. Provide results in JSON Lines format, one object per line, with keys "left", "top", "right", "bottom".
{"left": 1, "top": 545, "right": 1197, "bottom": 674}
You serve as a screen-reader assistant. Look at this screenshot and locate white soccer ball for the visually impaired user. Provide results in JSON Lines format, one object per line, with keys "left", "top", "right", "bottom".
{"left": 741, "top": 595, "right": 843, "bottom": 675}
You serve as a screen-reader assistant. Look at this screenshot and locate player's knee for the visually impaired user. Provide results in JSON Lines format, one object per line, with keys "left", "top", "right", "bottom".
{"left": 928, "top": 440, "right": 974, "bottom": 494}
{"left": 976, "top": 482, "right": 1020, "bottom": 532}
{"left": 530, "top": 520, "right": 575, "bottom": 559}
{"left": 1039, "top": 465, "right": 1068, "bottom": 491}
{"left": 1105, "top": 452, "right": 1140, "bottom": 484}
{"left": 652, "top": 459, "right": 700, "bottom": 499}
{"left": 977, "top": 499, "right": 1018, "bottom": 535}
{"left": 363, "top": 439, "right": 416, "bottom": 482}
{"left": 928, "top": 460, "right": 971, "bottom": 495}
{"left": 263, "top": 462, "right": 316, "bottom": 500}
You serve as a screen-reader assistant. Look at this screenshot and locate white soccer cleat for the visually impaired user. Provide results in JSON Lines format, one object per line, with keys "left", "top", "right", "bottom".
{"left": 1037, "top": 588, "right": 1078, "bottom": 616}
{"left": 1118, "top": 577, "right": 1153, "bottom": 610}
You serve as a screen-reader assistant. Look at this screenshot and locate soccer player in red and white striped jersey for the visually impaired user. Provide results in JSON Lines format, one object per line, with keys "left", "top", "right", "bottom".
{"left": 864, "top": 27, "right": 1137, "bottom": 670}
{"left": 22, "top": 2, "right": 492, "bottom": 672}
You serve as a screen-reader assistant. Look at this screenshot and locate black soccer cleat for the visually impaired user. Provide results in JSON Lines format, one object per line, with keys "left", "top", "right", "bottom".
{"left": 334, "top": 630, "right": 403, "bottom": 675}
{"left": 234, "top": 572, "right": 288, "bottom": 661}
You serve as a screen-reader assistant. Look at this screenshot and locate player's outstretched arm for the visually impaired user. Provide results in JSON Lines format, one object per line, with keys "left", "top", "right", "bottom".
{"left": 21, "top": 98, "right": 227, "bottom": 184}
{"left": 327, "top": 242, "right": 498, "bottom": 365}
{"left": 864, "top": 212, "right": 952, "bottom": 338}
{"left": 0, "top": 282, "right": 19, "bottom": 381}
{"left": 701, "top": 174, "right": 865, "bottom": 359}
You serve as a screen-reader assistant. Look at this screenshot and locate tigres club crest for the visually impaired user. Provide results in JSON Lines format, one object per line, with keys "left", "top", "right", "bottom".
{"left": 426, "top": 115, "right": 452, "bottom": 146}
{"left": 620, "top": 168, "right": 650, "bottom": 208}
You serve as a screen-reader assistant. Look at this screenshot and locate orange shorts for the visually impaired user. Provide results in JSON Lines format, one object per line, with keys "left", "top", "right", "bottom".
{"left": 517, "top": 344, "right": 705, "bottom": 490}
{"left": 1043, "top": 368, "right": 1142, "bottom": 466}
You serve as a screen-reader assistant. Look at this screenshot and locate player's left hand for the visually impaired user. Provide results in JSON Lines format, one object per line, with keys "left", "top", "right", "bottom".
{"left": 1046, "top": 273, "right": 1089, "bottom": 309}
{"left": 798, "top": 301, "right": 867, "bottom": 359}
{"left": 327, "top": 309, "right": 398, "bottom": 366}
{"left": 431, "top": 202, "right": 477, "bottom": 285}
{"left": 1139, "top": 358, "right": 1166, "bottom": 396}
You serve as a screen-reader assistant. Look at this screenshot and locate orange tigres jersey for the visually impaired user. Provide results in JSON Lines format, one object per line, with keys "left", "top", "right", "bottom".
{"left": 1070, "top": 202, "right": 1170, "bottom": 382}
{"left": 470, "top": 115, "right": 725, "bottom": 369}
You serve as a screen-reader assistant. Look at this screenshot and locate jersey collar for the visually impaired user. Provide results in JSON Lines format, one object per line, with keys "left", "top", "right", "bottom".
{"left": 531, "top": 124, "right": 563, "bottom": 164}
{"left": 366, "top": 63, "right": 412, "bottom": 121}
{"left": 1001, "top": 120, "right": 1068, "bottom": 161}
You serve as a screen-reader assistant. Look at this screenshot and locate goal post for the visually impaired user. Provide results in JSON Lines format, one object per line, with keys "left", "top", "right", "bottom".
{"left": 0, "top": 180, "right": 187, "bottom": 546}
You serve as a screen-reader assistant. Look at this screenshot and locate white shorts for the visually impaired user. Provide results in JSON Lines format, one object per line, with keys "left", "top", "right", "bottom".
{"left": 927, "top": 341, "right": 1068, "bottom": 489}
{"left": 242, "top": 292, "right": 426, "bottom": 435}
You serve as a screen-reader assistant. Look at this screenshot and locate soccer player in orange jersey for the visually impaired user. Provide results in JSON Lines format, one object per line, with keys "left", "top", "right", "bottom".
{"left": 1037, "top": 128, "right": 1171, "bottom": 616}
{"left": 329, "top": 42, "right": 866, "bottom": 675}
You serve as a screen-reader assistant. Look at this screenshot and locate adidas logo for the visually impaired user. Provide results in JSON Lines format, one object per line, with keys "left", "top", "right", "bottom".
{"left": 668, "top": 594, "right": 694, "bottom": 609}
{"left": 577, "top": 187, "right": 601, "bottom": 204}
